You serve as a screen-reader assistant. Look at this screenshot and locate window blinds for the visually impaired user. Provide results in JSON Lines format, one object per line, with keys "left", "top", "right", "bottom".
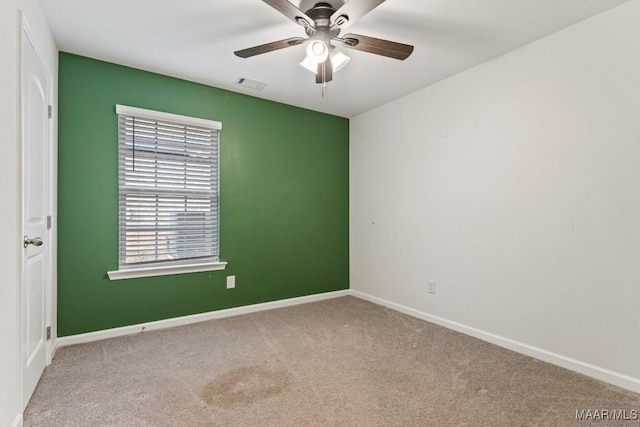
{"left": 116, "top": 105, "right": 221, "bottom": 267}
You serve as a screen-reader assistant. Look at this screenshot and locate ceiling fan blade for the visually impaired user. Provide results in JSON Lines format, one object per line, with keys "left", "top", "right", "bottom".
{"left": 330, "top": 0, "right": 386, "bottom": 29}
{"left": 234, "top": 37, "right": 306, "bottom": 58}
{"left": 340, "top": 33, "right": 414, "bottom": 60}
{"left": 315, "top": 59, "right": 333, "bottom": 84}
{"left": 263, "top": 0, "right": 314, "bottom": 28}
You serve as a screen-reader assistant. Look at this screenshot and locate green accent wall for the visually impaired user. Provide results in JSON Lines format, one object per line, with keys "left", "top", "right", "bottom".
{"left": 57, "top": 52, "right": 349, "bottom": 336}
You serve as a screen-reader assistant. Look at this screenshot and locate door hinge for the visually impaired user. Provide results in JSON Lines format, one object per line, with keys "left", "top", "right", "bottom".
{"left": 46, "top": 326, "right": 51, "bottom": 341}
{"left": 47, "top": 215, "right": 52, "bottom": 230}
{"left": 48, "top": 105, "right": 52, "bottom": 119}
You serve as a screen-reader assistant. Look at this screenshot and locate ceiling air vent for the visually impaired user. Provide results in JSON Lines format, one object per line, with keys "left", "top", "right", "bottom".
{"left": 235, "top": 77, "right": 267, "bottom": 91}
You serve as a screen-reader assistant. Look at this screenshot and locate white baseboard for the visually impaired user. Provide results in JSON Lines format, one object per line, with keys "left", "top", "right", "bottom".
{"left": 11, "top": 413, "right": 23, "bottom": 427}
{"left": 350, "top": 289, "right": 640, "bottom": 394}
{"left": 57, "top": 290, "right": 349, "bottom": 348}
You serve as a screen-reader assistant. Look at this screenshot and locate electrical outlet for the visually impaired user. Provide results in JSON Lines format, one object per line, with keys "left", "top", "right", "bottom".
{"left": 427, "top": 280, "right": 436, "bottom": 294}
{"left": 226, "top": 275, "right": 235, "bottom": 289}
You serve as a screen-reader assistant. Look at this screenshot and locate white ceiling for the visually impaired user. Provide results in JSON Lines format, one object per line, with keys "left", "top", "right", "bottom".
{"left": 41, "top": 0, "right": 630, "bottom": 118}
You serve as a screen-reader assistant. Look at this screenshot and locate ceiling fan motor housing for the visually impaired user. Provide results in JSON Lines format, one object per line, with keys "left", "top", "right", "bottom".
{"left": 305, "top": 2, "right": 341, "bottom": 41}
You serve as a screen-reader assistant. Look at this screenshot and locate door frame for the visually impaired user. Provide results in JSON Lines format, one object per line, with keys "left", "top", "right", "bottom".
{"left": 19, "top": 12, "right": 55, "bottom": 410}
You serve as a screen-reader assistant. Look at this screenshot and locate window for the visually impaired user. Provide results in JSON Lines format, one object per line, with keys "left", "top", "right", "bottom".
{"left": 107, "top": 105, "right": 226, "bottom": 280}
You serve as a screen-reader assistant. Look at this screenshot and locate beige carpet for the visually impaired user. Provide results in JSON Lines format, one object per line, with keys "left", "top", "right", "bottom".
{"left": 24, "top": 296, "right": 639, "bottom": 426}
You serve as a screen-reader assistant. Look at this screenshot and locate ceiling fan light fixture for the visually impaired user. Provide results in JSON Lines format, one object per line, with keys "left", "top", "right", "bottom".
{"left": 306, "top": 40, "right": 329, "bottom": 63}
{"left": 299, "top": 55, "right": 319, "bottom": 73}
{"left": 300, "top": 40, "right": 330, "bottom": 74}
{"left": 329, "top": 46, "right": 350, "bottom": 72}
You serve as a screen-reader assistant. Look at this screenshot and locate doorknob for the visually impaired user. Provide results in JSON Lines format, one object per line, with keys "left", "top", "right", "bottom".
{"left": 23, "top": 236, "right": 43, "bottom": 248}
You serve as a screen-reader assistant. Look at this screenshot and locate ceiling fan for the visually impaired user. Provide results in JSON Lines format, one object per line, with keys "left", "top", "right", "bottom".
{"left": 234, "top": 0, "right": 414, "bottom": 84}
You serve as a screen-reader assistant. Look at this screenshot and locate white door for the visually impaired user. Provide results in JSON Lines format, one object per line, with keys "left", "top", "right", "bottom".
{"left": 21, "top": 27, "right": 51, "bottom": 409}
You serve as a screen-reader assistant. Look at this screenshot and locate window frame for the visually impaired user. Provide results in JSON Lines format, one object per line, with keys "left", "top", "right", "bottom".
{"left": 107, "top": 105, "right": 226, "bottom": 280}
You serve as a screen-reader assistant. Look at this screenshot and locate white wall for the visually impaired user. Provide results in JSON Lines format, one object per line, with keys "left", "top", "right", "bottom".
{"left": 351, "top": 0, "right": 640, "bottom": 391}
{"left": 0, "top": 0, "right": 57, "bottom": 424}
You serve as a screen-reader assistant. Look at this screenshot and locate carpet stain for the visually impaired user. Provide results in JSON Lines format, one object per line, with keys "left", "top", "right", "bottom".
{"left": 202, "top": 366, "right": 292, "bottom": 408}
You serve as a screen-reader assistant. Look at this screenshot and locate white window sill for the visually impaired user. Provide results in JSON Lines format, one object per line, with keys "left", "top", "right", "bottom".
{"left": 107, "top": 261, "right": 227, "bottom": 281}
